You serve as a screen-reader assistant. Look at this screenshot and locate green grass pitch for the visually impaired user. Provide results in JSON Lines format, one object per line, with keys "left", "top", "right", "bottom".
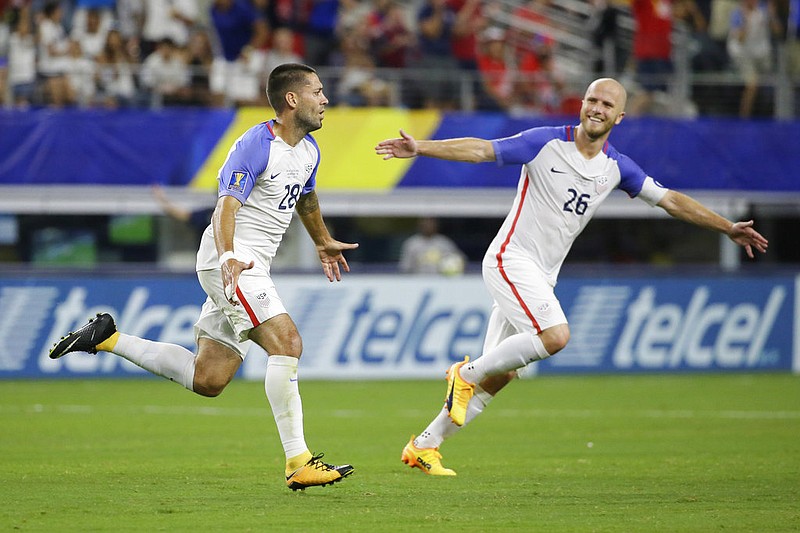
{"left": 2, "top": 374, "right": 798, "bottom": 532}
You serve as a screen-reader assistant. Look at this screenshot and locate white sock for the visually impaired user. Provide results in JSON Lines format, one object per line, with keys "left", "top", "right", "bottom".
{"left": 265, "top": 355, "right": 308, "bottom": 460}
{"left": 113, "top": 333, "right": 196, "bottom": 391}
{"left": 460, "top": 332, "right": 550, "bottom": 384}
{"left": 415, "top": 386, "right": 493, "bottom": 449}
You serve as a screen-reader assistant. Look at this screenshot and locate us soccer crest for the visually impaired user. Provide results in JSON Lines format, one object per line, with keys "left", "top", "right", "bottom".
{"left": 595, "top": 175, "right": 609, "bottom": 194}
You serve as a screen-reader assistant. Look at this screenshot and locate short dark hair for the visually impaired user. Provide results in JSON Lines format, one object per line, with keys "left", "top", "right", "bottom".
{"left": 44, "top": 1, "right": 60, "bottom": 17}
{"left": 267, "top": 63, "right": 317, "bottom": 113}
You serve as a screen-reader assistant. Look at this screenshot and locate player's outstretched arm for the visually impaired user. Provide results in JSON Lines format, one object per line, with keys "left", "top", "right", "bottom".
{"left": 657, "top": 190, "right": 768, "bottom": 258}
{"left": 375, "top": 129, "right": 418, "bottom": 159}
{"left": 727, "top": 220, "right": 769, "bottom": 259}
{"left": 376, "top": 129, "right": 495, "bottom": 163}
{"left": 153, "top": 185, "right": 192, "bottom": 222}
{"left": 297, "top": 191, "right": 359, "bottom": 282}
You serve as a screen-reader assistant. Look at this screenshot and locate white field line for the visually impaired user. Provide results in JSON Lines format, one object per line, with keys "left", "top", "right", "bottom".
{"left": 2, "top": 404, "right": 799, "bottom": 420}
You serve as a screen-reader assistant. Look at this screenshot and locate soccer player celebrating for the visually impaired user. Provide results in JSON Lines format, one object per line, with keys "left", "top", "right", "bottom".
{"left": 375, "top": 77, "right": 769, "bottom": 476}
{"left": 50, "top": 63, "right": 357, "bottom": 491}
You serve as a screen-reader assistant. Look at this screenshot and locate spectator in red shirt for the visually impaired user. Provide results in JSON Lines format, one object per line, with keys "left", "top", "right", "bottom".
{"left": 367, "top": 0, "right": 416, "bottom": 68}
{"left": 476, "top": 26, "right": 545, "bottom": 112}
{"left": 509, "top": 0, "right": 556, "bottom": 58}
{"left": 449, "top": 0, "right": 484, "bottom": 71}
{"left": 630, "top": 0, "right": 674, "bottom": 114}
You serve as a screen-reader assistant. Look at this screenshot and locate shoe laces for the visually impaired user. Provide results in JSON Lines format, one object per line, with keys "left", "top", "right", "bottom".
{"left": 307, "top": 453, "right": 336, "bottom": 471}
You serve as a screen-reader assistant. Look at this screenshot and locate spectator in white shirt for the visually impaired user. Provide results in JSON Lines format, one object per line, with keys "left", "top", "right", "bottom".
{"left": 96, "top": 28, "right": 138, "bottom": 108}
{"left": 7, "top": 6, "right": 38, "bottom": 108}
{"left": 71, "top": 7, "right": 113, "bottom": 60}
{"left": 38, "top": 1, "right": 74, "bottom": 107}
{"left": 263, "top": 27, "right": 302, "bottom": 78}
{"left": 726, "top": 0, "right": 782, "bottom": 117}
{"left": 139, "top": 37, "right": 191, "bottom": 106}
{"left": 399, "top": 217, "right": 466, "bottom": 276}
{"left": 140, "top": 0, "right": 198, "bottom": 58}
{"left": 64, "top": 40, "right": 97, "bottom": 106}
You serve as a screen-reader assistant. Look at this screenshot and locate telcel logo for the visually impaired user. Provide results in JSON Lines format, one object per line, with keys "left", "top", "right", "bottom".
{"left": 613, "top": 286, "right": 784, "bottom": 369}
{"left": 335, "top": 291, "right": 487, "bottom": 366}
{"left": 38, "top": 287, "right": 200, "bottom": 373}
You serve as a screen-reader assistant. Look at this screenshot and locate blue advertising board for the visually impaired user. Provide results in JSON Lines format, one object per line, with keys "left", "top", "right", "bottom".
{"left": 1, "top": 273, "right": 796, "bottom": 379}
{"left": 539, "top": 276, "right": 794, "bottom": 374}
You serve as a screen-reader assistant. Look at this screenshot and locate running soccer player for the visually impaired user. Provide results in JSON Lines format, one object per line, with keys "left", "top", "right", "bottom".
{"left": 375, "top": 77, "right": 769, "bottom": 476}
{"left": 50, "top": 63, "right": 357, "bottom": 491}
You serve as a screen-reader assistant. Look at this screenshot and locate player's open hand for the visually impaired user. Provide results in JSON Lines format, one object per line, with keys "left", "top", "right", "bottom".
{"left": 220, "top": 257, "right": 255, "bottom": 305}
{"left": 728, "top": 220, "right": 769, "bottom": 259}
{"left": 375, "top": 129, "right": 417, "bottom": 160}
{"left": 318, "top": 239, "right": 359, "bottom": 282}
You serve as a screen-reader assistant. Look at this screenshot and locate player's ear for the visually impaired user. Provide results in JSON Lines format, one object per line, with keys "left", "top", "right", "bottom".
{"left": 614, "top": 111, "right": 625, "bottom": 125}
{"left": 285, "top": 91, "right": 297, "bottom": 109}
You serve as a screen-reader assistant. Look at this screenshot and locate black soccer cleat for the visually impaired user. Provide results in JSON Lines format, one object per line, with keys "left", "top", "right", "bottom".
{"left": 49, "top": 313, "right": 117, "bottom": 359}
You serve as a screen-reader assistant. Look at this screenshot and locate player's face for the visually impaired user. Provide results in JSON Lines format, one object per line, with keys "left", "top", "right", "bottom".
{"left": 579, "top": 81, "right": 625, "bottom": 140}
{"left": 295, "top": 74, "right": 328, "bottom": 133}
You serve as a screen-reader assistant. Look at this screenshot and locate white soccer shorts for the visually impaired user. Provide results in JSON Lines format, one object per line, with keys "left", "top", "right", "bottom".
{"left": 481, "top": 256, "right": 568, "bottom": 342}
{"left": 195, "top": 268, "right": 288, "bottom": 358}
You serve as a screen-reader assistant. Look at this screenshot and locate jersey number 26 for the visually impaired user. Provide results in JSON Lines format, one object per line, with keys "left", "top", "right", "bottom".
{"left": 563, "top": 188, "right": 590, "bottom": 216}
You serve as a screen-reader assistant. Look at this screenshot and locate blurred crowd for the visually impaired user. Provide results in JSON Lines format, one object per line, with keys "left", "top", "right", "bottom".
{"left": 0, "top": 0, "right": 797, "bottom": 116}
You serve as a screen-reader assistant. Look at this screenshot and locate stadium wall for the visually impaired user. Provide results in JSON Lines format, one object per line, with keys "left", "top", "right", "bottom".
{"left": 1, "top": 108, "right": 798, "bottom": 192}
{"left": 2, "top": 271, "right": 797, "bottom": 379}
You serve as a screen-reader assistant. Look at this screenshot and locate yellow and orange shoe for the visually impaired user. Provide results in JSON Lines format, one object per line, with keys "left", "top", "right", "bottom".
{"left": 401, "top": 436, "right": 456, "bottom": 476}
{"left": 285, "top": 453, "right": 354, "bottom": 491}
{"left": 445, "top": 356, "right": 474, "bottom": 426}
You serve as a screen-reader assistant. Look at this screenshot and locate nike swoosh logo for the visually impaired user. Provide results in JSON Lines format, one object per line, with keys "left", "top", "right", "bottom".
{"left": 446, "top": 381, "right": 454, "bottom": 410}
{"left": 270, "top": 172, "right": 281, "bottom": 180}
{"left": 289, "top": 377, "right": 298, "bottom": 382}
{"left": 64, "top": 337, "right": 81, "bottom": 353}
{"left": 550, "top": 167, "right": 567, "bottom": 174}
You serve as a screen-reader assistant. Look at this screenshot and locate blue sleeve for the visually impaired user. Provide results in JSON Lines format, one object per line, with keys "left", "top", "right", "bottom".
{"left": 616, "top": 153, "right": 648, "bottom": 198}
{"left": 217, "top": 124, "right": 270, "bottom": 204}
{"left": 491, "top": 127, "right": 560, "bottom": 166}
{"left": 303, "top": 134, "right": 320, "bottom": 195}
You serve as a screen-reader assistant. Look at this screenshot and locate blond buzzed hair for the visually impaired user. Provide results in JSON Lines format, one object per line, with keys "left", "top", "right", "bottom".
{"left": 586, "top": 78, "right": 628, "bottom": 111}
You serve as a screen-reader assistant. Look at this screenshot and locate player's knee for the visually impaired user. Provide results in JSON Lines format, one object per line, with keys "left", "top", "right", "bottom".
{"left": 193, "top": 370, "right": 232, "bottom": 397}
{"left": 540, "top": 325, "right": 570, "bottom": 355}
{"left": 253, "top": 329, "right": 303, "bottom": 358}
{"left": 279, "top": 332, "right": 303, "bottom": 358}
{"left": 194, "top": 380, "right": 227, "bottom": 397}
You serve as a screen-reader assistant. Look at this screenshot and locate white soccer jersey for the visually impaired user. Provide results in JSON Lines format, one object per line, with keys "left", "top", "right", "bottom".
{"left": 196, "top": 119, "right": 320, "bottom": 271}
{"left": 484, "top": 125, "right": 668, "bottom": 286}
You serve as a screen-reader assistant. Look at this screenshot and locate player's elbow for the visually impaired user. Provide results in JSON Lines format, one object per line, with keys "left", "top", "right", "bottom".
{"left": 656, "top": 190, "right": 684, "bottom": 218}
{"left": 473, "top": 141, "right": 496, "bottom": 163}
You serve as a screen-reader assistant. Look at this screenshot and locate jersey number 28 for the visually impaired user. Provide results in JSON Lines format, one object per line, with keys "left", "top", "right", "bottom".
{"left": 279, "top": 183, "right": 302, "bottom": 210}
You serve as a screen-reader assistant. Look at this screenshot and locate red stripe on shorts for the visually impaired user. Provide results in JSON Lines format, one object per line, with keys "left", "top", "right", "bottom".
{"left": 494, "top": 174, "right": 542, "bottom": 334}
{"left": 236, "top": 286, "right": 261, "bottom": 327}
